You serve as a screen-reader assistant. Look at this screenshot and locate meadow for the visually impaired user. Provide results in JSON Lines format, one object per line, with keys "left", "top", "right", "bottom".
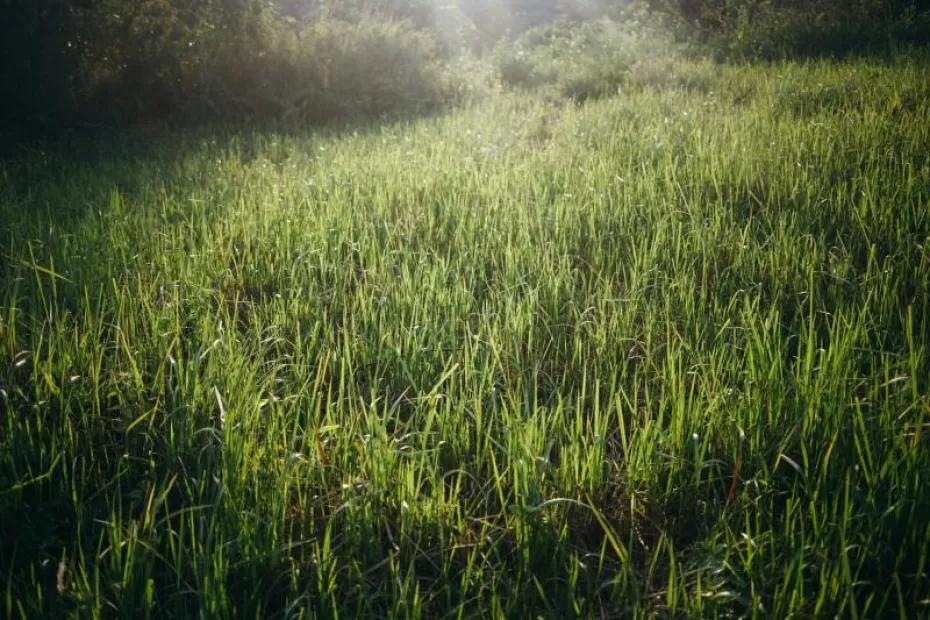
{"left": 2, "top": 53, "right": 930, "bottom": 617}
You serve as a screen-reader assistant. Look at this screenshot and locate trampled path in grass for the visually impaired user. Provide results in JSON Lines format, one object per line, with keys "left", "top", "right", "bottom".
{"left": 2, "top": 56, "right": 929, "bottom": 617}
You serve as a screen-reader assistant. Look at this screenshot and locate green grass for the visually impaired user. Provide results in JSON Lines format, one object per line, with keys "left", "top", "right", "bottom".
{"left": 2, "top": 53, "right": 930, "bottom": 618}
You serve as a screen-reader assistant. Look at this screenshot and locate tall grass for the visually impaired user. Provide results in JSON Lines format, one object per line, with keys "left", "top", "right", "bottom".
{"left": 2, "top": 53, "right": 929, "bottom": 617}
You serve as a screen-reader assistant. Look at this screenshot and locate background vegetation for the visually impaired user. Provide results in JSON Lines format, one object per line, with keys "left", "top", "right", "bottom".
{"left": 646, "top": 0, "right": 930, "bottom": 58}
{"left": 0, "top": 0, "right": 462, "bottom": 139}
{"left": 4, "top": 0, "right": 926, "bottom": 140}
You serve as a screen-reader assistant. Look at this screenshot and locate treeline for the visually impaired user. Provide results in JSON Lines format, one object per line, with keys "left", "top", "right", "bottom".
{"left": 1, "top": 0, "right": 928, "bottom": 139}
{"left": 0, "top": 0, "right": 453, "bottom": 137}
{"left": 648, "top": 0, "right": 930, "bottom": 58}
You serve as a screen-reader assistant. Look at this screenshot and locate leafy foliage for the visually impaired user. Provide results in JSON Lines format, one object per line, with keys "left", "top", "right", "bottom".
{"left": 641, "top": 0, "right": 930, "bottom": 58}
{"left": 0, "top": 0, "right": 456, "bottom": 136}
{"left": 317, "top": 0, "right": 437, "bottom": 29}
{"left": 493, "top": 12, "right": 681, "bottom": 101}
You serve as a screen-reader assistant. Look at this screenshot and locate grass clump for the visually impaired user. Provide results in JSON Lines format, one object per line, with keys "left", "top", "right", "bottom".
{"left": 492, "top": 13, "right": 715, "bottom": 102}
{"left": 493, "top": 19, "right": 646, "bottom": 100}
{"left": 2, "top": 52, "right": 930, "bottom": 617}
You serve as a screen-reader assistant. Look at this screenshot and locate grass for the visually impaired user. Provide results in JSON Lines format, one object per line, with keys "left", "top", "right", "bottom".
{"left": 2, "top": 52, "right": 930, "bottom": 618}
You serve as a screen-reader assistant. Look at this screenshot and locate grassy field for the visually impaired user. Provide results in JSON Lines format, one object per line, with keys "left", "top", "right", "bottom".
{"left": 2, "top": 54, "right": 930, "bottom": 618}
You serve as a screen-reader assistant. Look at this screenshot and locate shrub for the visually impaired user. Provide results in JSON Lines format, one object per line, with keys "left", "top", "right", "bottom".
{"left": 493, "top": 14, "right": 677, "bottom": 101}
{"left": 285, "top": 19, "right": 452, "bottom": 121}
{"left": 1, "top": 1, "right": 459, "bottom": 136}
{"left": 639, "top": 0, "right": 930, "bottom": 59}
{"left": 183, "top": 17, "right": 456, "bottom": 125}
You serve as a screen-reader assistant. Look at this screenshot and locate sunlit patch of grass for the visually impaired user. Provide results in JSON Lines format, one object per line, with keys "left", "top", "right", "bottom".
{"left": 1, "top": 53, "right": 929, "bottom": 617}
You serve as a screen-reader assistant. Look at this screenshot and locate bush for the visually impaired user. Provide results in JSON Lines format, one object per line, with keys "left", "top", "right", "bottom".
{"left": 493, "top": 14, "right": 677, "bottom": 101}
{"left": 284, "top": 19, "right": 452, "bottom": 121}
{"left": 187, "top": 17, "right": 454, "bottom": 124}
{"left": 0, "top": 1, "right": 459, "bottom": 136}
{"left": 640, "top": 0, "right": 930, "bottom": 59}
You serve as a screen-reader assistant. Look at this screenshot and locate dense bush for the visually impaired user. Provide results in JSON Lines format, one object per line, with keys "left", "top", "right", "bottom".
{"left": 4, "top": 0, "right": 926, "bottom": 141}
{"left": 640, "top": 0, "right": 930, "bottom": 58}
{"left": 176, "top": 17, "right": 454, "bottom": 124}
{"left": 495, "top": 21, "right": 627, "bottom": 99}
{"left": 0, "top": 1, "right": 95, "bottom": 134}
{"left": 273, "top": 19, "right": 453, "bottom": 122}
{"left": 0, "top": 0, "right": 458, "bottom": 137}
{"left": 493, "top": 13, "right": 680, "bottom": 101}
{"left": 0, "top": 1, "right": 259, "bottom": 132}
